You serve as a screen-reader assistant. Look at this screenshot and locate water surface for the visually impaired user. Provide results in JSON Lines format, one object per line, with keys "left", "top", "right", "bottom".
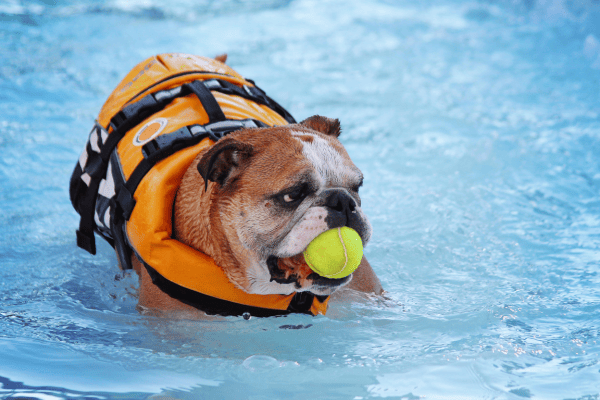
{"left": 1, "top": 0, "right": 600, "bottom": 398}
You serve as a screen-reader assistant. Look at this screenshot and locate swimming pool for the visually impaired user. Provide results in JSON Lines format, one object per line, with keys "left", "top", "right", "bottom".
{"left": 1, "top": 0, "right": 599, "bottom": 398}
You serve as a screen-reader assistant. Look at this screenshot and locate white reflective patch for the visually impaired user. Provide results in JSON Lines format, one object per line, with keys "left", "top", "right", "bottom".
{"left": 98, "top": 180, "right": 113, "bottom": 199}
{"left": 133, "top": 117, "right": 168, "bottom": 146}
{"left": 104, "top": 206, "right": 111, "bottom": 228}
{"left": 99, "top": 125, "right": 108, "bottom": 143}
{"left": 154, "top": 86, "right": 182, "bottom": 101}
{"left": 81, "top": 173, "right": 91, "bottom": 186}
{"left": 89, "top": 129, "right": 101, "bottom": 153}
{"left": 78, "top": 148, "right": 88, "bottom": 169}
{"left": 98, "top": 165, "right": 116, "bottom": 198}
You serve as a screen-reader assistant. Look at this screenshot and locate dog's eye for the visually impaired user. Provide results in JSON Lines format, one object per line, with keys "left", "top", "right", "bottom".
{"left": 283, "top": 189, "right": 305, "bottom": 203}
{"left": 278, "top": 184, "right": 309, "bottom": 204}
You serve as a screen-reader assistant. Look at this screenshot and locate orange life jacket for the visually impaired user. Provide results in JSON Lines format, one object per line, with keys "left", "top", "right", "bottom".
{"left": 70, "top": 53, "right": 329, "bottom": 317}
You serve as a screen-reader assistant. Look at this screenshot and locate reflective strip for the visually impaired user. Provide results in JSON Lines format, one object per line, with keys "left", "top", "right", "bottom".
{"left": 98, "top": 165, "right": 116, "bottom": 199}
{"left": 154, "top": 86, "right": 183, "bottom": 101}
{"left": 100, "top": 126, "right": 108, "bottom": 143}
{"left": 90, "top": 128, "right": 101, "bottom": 153}
{"left": 103, "top": 206, "right": 111, "bottom": 229}
{"left": 93, "top": 205, "right": 112, "bottom": 231}
{"left": 78, "top": 149, "right": 88, "bottom": 170}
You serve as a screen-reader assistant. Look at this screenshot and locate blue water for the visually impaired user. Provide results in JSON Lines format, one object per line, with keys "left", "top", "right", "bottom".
{"left": 1, "top": 0, "right": 600, "bottom": 398}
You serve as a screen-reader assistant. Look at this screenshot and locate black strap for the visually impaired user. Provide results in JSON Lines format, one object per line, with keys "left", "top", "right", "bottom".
{"left": 69, "top": 162, "right": 85, "bottom": 212}
{"left": 105, "top": 151, "right": 133, "bottom": 270}
{"left": 142, "top": 260, "right": 327, "bottom": 317}
{"left": 143, "top": 261, "right": 291, "bottom": 317}
{"left": 287, "top": 292, "right": 328, "bottom": 314}
{"left": 186, "top": 80, "right": 226, "bottom": 123}
{"left": 76, "top": 180, "right": 100, "bottom": 255}
{"left": 126, "top": 70, "right": 232, "bottom": 106}
{"left": 111, "top": 208, "right": 133, "bottom": 270}
{"left": 204, "top": 79, "right": 296, "bottom": 124}
{"left": 142, "top": 119, "right": 266, "bottom": 161}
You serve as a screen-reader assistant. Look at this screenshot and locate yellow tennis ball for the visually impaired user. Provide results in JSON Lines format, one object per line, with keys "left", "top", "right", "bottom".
{"left": 303, "top": 227, "right": 363, "bottom": 279}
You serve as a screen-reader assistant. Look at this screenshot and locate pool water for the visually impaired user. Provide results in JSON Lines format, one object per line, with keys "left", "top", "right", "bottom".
{"left": 1, "top": 0, "right": 600, "bottom": 398}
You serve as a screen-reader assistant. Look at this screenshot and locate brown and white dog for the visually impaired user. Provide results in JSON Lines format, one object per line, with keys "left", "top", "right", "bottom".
{"left": 130, "top": 116, "right": 383, "bottom": 314}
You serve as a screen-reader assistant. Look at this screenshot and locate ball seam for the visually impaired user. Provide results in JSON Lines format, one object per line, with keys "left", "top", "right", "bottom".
{"left": 323, "top": 227, "right": 348, "bottom": 278}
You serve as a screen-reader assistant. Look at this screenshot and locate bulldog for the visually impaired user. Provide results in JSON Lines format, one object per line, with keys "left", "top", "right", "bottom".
{"left": 130, "top": 115, "right": 383, "bottom": 314}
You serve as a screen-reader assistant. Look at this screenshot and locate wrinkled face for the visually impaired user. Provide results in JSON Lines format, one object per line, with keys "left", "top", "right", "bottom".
{"left": 200, "top": 117, "right": 371, "bottom": 297}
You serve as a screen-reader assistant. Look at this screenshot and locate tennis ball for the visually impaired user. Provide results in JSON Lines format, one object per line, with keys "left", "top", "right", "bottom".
{"left": 303, "top": 227, "right": 363, "bottom": 279}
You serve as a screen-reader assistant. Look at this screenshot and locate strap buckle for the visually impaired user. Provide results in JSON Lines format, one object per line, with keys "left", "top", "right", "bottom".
{"left": 111, "top": 94, "right": 159, "bottom": 131}
{"left": 142, "top": 126, "right": 200, "bottom": 161}
{"left": 205, "top": 120, "right": 260, "bottom": 141}
{"left": 203, "top": 79, "right": 222, "bottom": 90}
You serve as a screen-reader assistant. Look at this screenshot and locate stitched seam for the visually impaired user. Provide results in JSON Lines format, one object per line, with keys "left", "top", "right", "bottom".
{"left": 324, "top": 228, "right": 347, "bottom": 278}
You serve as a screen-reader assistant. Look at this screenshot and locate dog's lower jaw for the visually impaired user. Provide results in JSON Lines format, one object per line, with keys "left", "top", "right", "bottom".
{"left": 244, "top": 258, "right": 298, "bottom": 295}
{"left": 265, "top": 254, "right": 352, "bottom": 296}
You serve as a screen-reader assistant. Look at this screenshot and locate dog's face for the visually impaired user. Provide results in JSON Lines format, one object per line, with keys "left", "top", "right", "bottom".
{"left": 175, "top": 116, "right": 371, "bottom": 297}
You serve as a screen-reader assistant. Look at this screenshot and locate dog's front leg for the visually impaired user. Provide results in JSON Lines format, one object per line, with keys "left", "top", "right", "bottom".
{"left": 343, "top": 256, "right": 383, "bottom": 295}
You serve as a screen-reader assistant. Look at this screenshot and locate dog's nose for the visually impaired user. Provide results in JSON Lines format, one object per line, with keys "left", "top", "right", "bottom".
{"left": 324, "top": 190, "right": 356, "bottom": 228}
{"left": 326, "top": 190, "right": 356, "bottom": 213}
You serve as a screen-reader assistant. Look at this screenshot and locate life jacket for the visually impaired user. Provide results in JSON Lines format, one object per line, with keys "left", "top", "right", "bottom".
{"left": 70, "top": 53, "right": 329, "bottom": 317}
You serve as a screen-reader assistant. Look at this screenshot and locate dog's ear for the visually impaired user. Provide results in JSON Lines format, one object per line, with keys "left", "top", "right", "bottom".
{"left": 299, "top": 115, "right": 341, "bottom": 138}
{"left": 214, "top": 53, "right": 227, "bottom": 63}
{"left": 197, "top": 138, "right": 254, "bottom": 191}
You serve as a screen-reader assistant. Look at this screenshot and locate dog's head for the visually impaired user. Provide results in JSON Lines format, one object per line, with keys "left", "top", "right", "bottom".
{"left": 174, "top": 116, "right": 372, "bottom": 296}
